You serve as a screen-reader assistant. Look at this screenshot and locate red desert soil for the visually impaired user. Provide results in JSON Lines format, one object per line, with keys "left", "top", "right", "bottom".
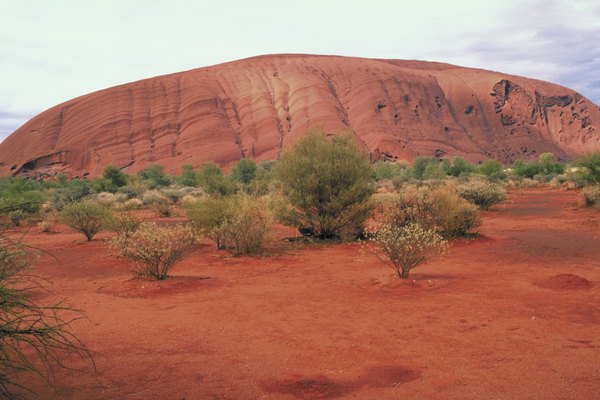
{"left": 14, "top": 187, "right": 600, "bottom": 399}
{"left": 1, "top": 54, "right": 599, "bottom": 178}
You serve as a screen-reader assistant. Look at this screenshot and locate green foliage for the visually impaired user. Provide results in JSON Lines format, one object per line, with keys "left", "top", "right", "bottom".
{"left": 137, "top": 164, "right": 173, "bottom": 189}
{"left": 248, "top": 160, "right": 276, "bottom": 195}
{"left": 178, "top": 164, "right": 198, "bottom": 187}
{"left": 196, "top": 162, "right": 234, "bottom": 196}
{"left": 103, "top": 165, "right": 128, "bottom": 189}
{"left": 186, "top": 195, "right": 237, "bottom": 249}
{"left": 274, "top": 129, "right": 374, "bottom": 240}
{"left": 49, "top": 179, "right": 92, "bottom": 210}
{"left": 376, "top": 186, "right": 481, "bottom": 237}
{"left": 456, "top": 180, "right": 507, "bottom": 209}
{"left": 478, "top": 160, "right": 506, "bottom": 181}
{"left": 231, "top": 158, "right": 257, "bottom": 186}
{"left": 512, "top": 153, "right": 565, "bottom": 180}
{"left": 447, "top": 157, "right": 475, "bottom": 177}
{"left": 216, "top": 195, "right": 273, "bottom": 256}
{"left": 0, "top": 177, "right": 45, "bottom": 215}
{"left": 372, "top": 222, "right": 447, "bottom": 279}
{"left": 111, "top": 222, "right": 195, "bottom": 280}
{"left": 61, "top": 201, "right": 113, "bottom": 241}
{"left": 410, "top": 157, "right": 441, "bottom": 180}
{"left": 427, "top": 187, "right": 482, "bottom": 237}
{"left": 0, "top": 225, "right": 92, "bottom": 398}
{"left": 577, "top": 152, "right": 600, "bottom": 186}
{"left": 373, "top": 161, "right": 408, "bottom": 181}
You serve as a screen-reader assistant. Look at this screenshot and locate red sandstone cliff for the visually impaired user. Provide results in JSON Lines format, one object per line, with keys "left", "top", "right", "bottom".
{"left": 0, "top": 54, "right": 598, "bottom": 178}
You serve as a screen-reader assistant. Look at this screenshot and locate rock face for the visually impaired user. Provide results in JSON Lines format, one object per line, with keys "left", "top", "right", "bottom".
{"left": 1, "top": 54, "right": 599, "bottom": 178}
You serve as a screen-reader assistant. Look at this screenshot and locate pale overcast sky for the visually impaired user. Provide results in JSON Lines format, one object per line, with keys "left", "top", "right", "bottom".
{"left": 0, "top": 0, "right": 598, "bottom": 142}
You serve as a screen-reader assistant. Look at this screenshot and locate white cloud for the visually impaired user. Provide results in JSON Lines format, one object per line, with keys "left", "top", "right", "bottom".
{"left": 0, "top": 0, "right": 598, "bottom": 143}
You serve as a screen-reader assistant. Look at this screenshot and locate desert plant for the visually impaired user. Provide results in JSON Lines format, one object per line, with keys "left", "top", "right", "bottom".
{"left": 61, "top": 201, "right": 113, "bottom": 241}
{"left": 178, "top": 164, "right": 198, "bottom": 187}
{"left": 275, "top": 129, "right": 374, "bottom": 240}
{"left": 456, "top": 180, "right": 507, "bottom": 209}
{"left": 117, "top": 198, "right": 144, "bottom": 211}
{"left": 138, "top": 164, "right": 173, "bottom": 189}
{"left": 478, "top": 160, "right": 506, "bottom": 181}
{"left": 111, "top": 212, "right": 141, "bottom": 240}
{"left": 427, "top": 187, "right": 482, "bottom": 237}
{"left": 8, "top": 210, "right": 27, "bottom": 227}
{"left": 0, "top": 224, "right": 93, "bottom": 398}
{"left": 111, "top": 222, "right": 195, "bottom": 280}
{"left": 218, "top": 195, "right": 273, "bottom": 256}
{"left": 372, "top": 222, "right": 447, "bottom": 279}
{"left": 186, "top": 196, "right": 237, "bottom": 249}
{"left": 447, "top": 157, "right": 475, "bottom": 177}
{"left": 581, "top": 185, "right": 600, "bottom": 207}
{"left": 231, "top": 158, "right": 258, "bottom": 186}
{"left": 154, "top": 201, "right": 174, "bottom": 217}
{"left": 577, "top": 152, "right": 600, "bottom": 186}
{"left": 196, "top": 162, "right": 235, "bottom": 196}
{"left": 38, "top": 213, "right": 58, "bottom": 233}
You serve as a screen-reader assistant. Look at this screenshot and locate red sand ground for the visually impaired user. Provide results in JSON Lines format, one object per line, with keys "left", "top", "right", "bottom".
{"left": 13, "top": 187, "right": 600, "bottom": 399}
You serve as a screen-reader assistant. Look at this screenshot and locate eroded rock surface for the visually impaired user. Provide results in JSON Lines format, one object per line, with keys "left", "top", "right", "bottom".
{"left": 0, "top": 54, "right": 598, "bottom": 178}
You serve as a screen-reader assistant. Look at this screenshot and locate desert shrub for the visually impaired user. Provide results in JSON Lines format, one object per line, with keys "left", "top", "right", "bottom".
{"left": 447, "top": 157, "right": 475, "bottom": 177}
{"left": 8, "top": 210, "right": 27, "bottom": 227}
{"left": 111, "top": 212, "right": 141, "bottom": 239}
{"left": 95, "top": 191, "right": 118, "bottom": 207}
{"left": 506, "top": 177, "right": 538, "bottom": 189}
{"left": 427, "top": 187, "right": 482, "bottom": 237}
{"left": 159, "top": 187, "right": 187, "bottom": 203}
{"left": 231, "top": 158, "right": 257, "bottom": 186}
{"left": 576, "top": 152, "right": 600, "bottom": 186}
{"left": 218, "top": 195, "right": 273, "bottom": 256}
{"left": 187, "top": 194, "right": 272, "bottom": 255}
{"left": 0, "top": 178, "right": 45, "bottom": 218}
{"left": 0, "top": 225, "right": 92, "bottom": 398}
{"left": 376, "top": 186, "right": 481, "bottom": 237}
{"left": 154, "top": 202, "right": 174, "bottom": 217}
{"left": 138, "top": 164, "right": 173, "bottom": 189}
{"left": 180, "top": 195, "right": 199, "bottom": 205}
{"left": 186, "top": 196, "right": 237, "bottom": 249}
{"left": 50, "top": 181, "right": 92, "bottom": 210}
{"left": 61, "top": 201, "right": 113, "bottom": 241}
{"left": 371, "top": 222, "right": 447, "bottom": 279}
{"left": 111, "top": 222, "right": 195, "bottom": 280}
{"left": 141, "top": 190, "right": 170, "bottom": 206}
{"left": 274, "top": 129, "right": 374, "bottom": 240}
{"left": 197, "top": 162, "right": 235, "bottom": 196}
{"left": 117, "top": 198, "right": 144, "bottom": 211}
{"left": 103, "top": 165, "right": 128, "bottom": 188}
{"left": 410, "top": 157, "right": 440, "bottom": 180}
{"left": 373, "top": 160, "right": 409, "bottom": 181}
{"left": 456, "top": 180, "right": 507, "bottom": 209}
{"left": 178, "top": 164, "right": 198, "bottom": 187}
{"left": 478, "top": 160, "right": 506, "bottom": 181}
{"left": 581, "top": 185, "right": 600, "bottom": 207}
{"left": 38, "top": 213, "right": 58, "bottom": 233}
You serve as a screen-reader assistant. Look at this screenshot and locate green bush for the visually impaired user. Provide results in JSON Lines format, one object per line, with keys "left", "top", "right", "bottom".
{"left": 111, "top": 222, "right": 195, "bottom": 280}
{"left": 274, "top": 129, "right": 374, "bottom": 240}
{"left": 447, "top": 157, "right": 475, "bottom": 177}
{"left": 187, "top": 194, "right": 272, "bottom": 255}
{"left": 478, "top": 160, "right": 506, "bottom": 181}
{"left": 178, "top": 164, "right": 198, "bottom": 187}
{"left": 61, "top": 201, "right": 113, "bottom": 241}
{"left": 103, "top": 165, "right": 128, "bottom": 188}
{"left": 456, "top": 180, "right": 507, "bottom": 209}
{"left": 577, "top": 153, "right": 600, "bottom": 186}
{"left": 217, "top": 195, "right": 273, "bottom": 256}
{"left": 186, "top": 196, "right": 237, "bottom": 249}
{"left": 427, "top": 187, "right": 482, "bottom": 237}
{"left": 372, "top": 222, "right": 447, "bottom": 279}
{"left": 197, "top": 162, "right": 235, "bottom": 196}
{"left": 231, "top": 158, "right": 257, "bottom": 186}
{"left": 373, "top": 161, "right": 408, "bottom": 181}
{"left": 410, "top": 157, "right": 444, "bottom": 180}
{"left": 376, "top": 186, "right": 481, "bottom": 237}
{"left": 138, "top": 164, "right": 173, "bottom": 189}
